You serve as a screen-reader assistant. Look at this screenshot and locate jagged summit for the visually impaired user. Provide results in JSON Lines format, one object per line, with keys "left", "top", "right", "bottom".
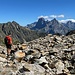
{"left": 38, "top": 17, "right": 45, "bottom": 22}
{"left": 0, "top": 18, "right": 75, "bottom": 44}
{"left": 27, "top": 18, "right": 75, "bottom": 35}
{"left": 0, "top": 21, "right": 46, "bottom": 44}
{"left": 31, "top": 18, "right": 46, "bottom": 30}
{"left": 27, "top": 18, "right": 68, "bottom": 35}
{"left": 51, "top": 18, "right": 59, "bottom": 24}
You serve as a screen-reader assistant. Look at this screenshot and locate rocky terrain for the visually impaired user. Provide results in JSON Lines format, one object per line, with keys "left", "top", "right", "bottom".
{"left": 0, "top": 34, "right": 75, "bottom": 75}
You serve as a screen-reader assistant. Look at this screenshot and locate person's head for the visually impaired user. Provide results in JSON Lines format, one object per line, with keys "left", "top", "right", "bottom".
{"left": 8, "top": 32, "right": 12, "bottom": 36}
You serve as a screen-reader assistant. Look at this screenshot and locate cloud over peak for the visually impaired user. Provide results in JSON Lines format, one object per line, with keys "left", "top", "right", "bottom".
{"left": 38, "top": 14, "right": 64, "bottom": 20}
{"left": 38, "top": 15, "right": 75, "bottom": 23}
{"left": 59, "top": 19, "right": 75, "bottom": 23}
{"left": 38, "top": 15, "right": 50, "bottom": 20}
{"left": 38, "top": 15, "right": 51, "bottom": 21}
{"left": 50, "top": 15, "right": 64, "bottom": 18}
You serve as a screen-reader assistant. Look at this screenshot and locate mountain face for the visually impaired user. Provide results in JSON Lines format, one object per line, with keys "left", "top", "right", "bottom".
{"left": 0, "top": 21, "right": 46, "bottom": 44}
{"left": 27, "top": 18, "right": 75, "bottom": 35}
{"left": 31, "top": 18, "right": 46, "bottom": 30}
{"left": 65, "top": 21, "right": 75, "bottom": 30}
{"left": 1, "top": 18, "right": 75, "bottom": 45}
{"left": 66, "top": 30, "right": 75, "bottom": 35}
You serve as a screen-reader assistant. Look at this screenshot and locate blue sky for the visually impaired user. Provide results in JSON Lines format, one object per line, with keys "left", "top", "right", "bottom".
{"left": 0, "top": 0, "right": 75, "bottom": 26}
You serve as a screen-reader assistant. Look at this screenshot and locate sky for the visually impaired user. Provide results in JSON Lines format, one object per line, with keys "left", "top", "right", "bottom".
{"left": 0, "top": 0, "right": 75, "bottom": 26}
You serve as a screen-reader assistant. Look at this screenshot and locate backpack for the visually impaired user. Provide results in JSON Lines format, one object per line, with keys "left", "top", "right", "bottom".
{"left": 4, "top": 36, "right": 12, "bottom": 45}
{"left": 4, "top": 37, "right": 9, "bottom": 44}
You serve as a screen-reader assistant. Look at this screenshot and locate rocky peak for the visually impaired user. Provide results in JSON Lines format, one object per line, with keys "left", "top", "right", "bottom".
{"left": 12, "top": 21, "right": 20, "bottom": 25}
{"left": 67, "top": 21, "right": 73, "bottom": 25}
{"left": 38, "top": 18, "right": 45, "bottom": 23}
{"left": 33, "top": 18, "right": 46, "bottom": 29}
{"left": 11, "top": 21, "right": 20, "bottom": 30}
{"left": 51, "top": 18, "right": 59, "bottom": 24}
{"left": 0, "top": 21, "right": 45, "bottom": 44}
{"left": 65, "top": 21, "right": 75, "bottom": 30}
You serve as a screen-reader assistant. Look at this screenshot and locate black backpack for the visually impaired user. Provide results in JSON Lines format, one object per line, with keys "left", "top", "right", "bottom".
{"left": 4, "top": 37, "right": 8, "bottom": 44}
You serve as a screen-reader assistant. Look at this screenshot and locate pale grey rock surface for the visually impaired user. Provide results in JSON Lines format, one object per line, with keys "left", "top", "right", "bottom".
{"left": 0, "top": 34, "right": 75, "bottom": 75}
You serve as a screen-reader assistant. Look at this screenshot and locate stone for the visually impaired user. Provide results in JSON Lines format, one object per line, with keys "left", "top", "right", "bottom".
{"left": 0, "top": 57, "right": 7, "bottom": 62}
{"left": 15, "top": 50, "right": 25, "bottom": 62}
{"left": 35, "top": 56, "right": 48, "bottom": 64}
{"left": 55, "top": 60, "right": 65, "bottom": 74}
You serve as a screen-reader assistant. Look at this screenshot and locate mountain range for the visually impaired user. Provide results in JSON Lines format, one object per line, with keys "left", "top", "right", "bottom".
{"left": 27, "top": 18, "right": 75, "bottom": 35}
{"left": 0, "top": 21, "right": 46, "bottom": 45}
{"left": 0, "top": 18, "right": 75, "bottom": 45}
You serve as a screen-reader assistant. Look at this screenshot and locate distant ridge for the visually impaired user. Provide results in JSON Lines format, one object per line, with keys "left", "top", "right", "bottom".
{"left": 0, "top": 18, "right": 75, "bottom": 44}
{"left": 0, "top": 21, "right": 46, "bottom": 44}
{"left": 27, "top": 18, "right": 75, "bottom": 35}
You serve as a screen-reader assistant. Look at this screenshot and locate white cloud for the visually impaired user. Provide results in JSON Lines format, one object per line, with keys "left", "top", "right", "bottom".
{"left": 38, "top": 15, "right": 64, "bottom": 20}
{"left": 59, "top": 20, "right": 67, "bottom": 23}
{"left": 50, "top": 15, "right": 57, "bottom": 18}
{"left": 38, "top": 15, "right": 75, "bottom": 23}
{"left": 58, "top": 15, "right": 64, "bottom": 18}
{"left": 59, "top": 19, "right": 75, "bottom": 23}
{"left": 38, "top": 15, "right": 51, "bottom": 21}
{"left": 67, "top": 19, "right": 75, "bottom": 22}
{"left": 50, "top": 15, "right": 64, "bottom": 18}
{"left": 38, "top": 15, "right": 49, "bottom": 19}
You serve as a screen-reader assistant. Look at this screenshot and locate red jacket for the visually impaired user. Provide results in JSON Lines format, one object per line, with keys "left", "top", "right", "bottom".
{"left": 6, "top": 36, "right": 12, "bottom": 44}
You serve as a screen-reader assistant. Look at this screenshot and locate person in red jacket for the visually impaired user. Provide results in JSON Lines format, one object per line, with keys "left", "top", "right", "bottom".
{"left": 4, "top": 33, "right": 13, "bottom": 58}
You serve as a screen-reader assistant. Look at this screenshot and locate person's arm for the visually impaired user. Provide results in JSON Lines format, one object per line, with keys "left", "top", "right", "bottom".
{"left": 10, "top": 37, "right": 15, "bottom": 49}
{"left": 10, "top": 38, "right": 13, "bottom": 45}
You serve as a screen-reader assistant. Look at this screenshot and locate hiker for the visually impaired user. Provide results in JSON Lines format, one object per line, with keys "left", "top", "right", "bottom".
{"left": 4, "top": 33, "right": 13, "bottom": 58}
